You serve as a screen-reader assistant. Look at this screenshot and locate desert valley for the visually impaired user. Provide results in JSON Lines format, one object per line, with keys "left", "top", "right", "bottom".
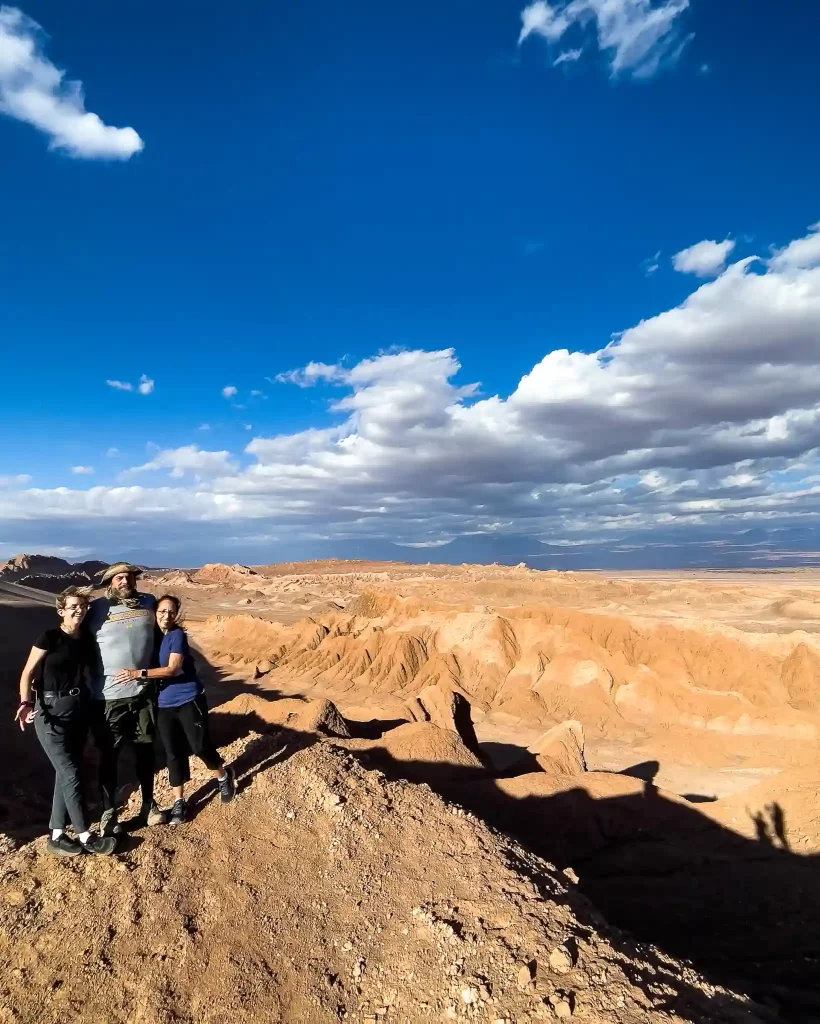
{"left": 2, "top": 555, "right": 819, "bottom": 1022}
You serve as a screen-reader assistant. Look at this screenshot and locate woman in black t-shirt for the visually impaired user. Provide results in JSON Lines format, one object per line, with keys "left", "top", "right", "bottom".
{"left": 16, "top": 587, "right": 116, "bottom": 857}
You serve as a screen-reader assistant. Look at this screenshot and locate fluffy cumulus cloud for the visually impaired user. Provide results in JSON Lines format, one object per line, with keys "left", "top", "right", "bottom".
{"left": 0, "top": 6, "right": 143, "bottom": 159}
{"left": 519, "top": 0, "right": 691, "bottom": 79}
{"left": 673, "top": 238, "right": 736, "bottom": 277}
{"left": 5, "top": 222, "right": 820, "bottom": 566}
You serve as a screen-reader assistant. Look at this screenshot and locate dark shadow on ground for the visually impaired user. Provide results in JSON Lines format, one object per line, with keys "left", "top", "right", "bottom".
{"left": 482, "top": 739, "right": 542, "bottom": 775}
{"left": 327, "top": 738, "right": 819, "bottom": 1022}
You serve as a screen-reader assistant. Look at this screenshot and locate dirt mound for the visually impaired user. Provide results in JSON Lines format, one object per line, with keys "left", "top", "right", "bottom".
{"left": 529, "top": 720, "right": 587, "bottom": 775}
{"left": 353, "top": 721, "right": 487, "bottom": 788}
{"left": 405, "top": 682, "right": 484, "bottom": 760}
{"left": 0, "top": 736, "right": 770, "bottom": 1023}
{"left": 192, "top": 563, "right": 260, "bottom": 586}
{"left": 151, "top": 569, "right": 193, "bottom": 587}
{"left": 215, "top": 693, "right": 351, "bottom": 739}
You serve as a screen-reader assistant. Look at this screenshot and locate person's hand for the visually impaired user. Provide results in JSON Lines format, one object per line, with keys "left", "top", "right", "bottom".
{"left": 114, "top": 668, "right": 138, "bottom": 684}
{"left": 15, "top": 703, "right": 36, "bottom": 730}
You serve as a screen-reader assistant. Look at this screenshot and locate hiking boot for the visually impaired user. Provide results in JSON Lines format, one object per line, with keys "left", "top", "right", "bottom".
{"left": 123, "top": 801, "right": 169, "bottom": 831}
{"left": 81, "top": 833, "right": 117, "bottom": 856}
{"left": 145, "top": 801, "right": 170, "bottom": 826}
{"left": 218, "top": 766, "right": 236, "bottom": 803}
{"left": 100, "top": 809, "right": 123, "bottom": 837}
{"left": 46, "top": 834, "right": 82, "bottom": 857}
{"left": 170, "top": 798, "right": 187, "bottom": 826}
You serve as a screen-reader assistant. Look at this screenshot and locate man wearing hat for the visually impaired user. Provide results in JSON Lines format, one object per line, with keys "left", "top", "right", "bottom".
{"left": 87, "top": 562, "right": 168, "bottom": 834}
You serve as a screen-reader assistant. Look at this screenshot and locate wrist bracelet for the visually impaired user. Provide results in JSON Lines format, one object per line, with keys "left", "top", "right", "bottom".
{"left": 19, "top": 700, "right": 33, "bottom": 708}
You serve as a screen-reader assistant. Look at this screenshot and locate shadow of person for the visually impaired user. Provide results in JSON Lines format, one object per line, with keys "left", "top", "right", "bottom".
{"left": 444, "top": 771, "right": 820, "bottom": 1021}
{"left": 619, "top": 759, "right": 660, "bottom": 784}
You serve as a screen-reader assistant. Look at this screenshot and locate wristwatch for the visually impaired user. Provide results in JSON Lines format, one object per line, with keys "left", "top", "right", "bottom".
{"left": 139, "top": 669, "right": 148, "bottom": 680}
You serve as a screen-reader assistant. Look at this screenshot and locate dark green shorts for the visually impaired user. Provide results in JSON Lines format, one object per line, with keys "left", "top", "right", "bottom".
{"left": 100, "top": 689, "right": 157, "bottom": 746}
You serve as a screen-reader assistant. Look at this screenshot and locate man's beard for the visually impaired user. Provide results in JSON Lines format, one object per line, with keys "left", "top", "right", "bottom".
{"left": 107, "top": 586, "right": 141, "bottom": 609}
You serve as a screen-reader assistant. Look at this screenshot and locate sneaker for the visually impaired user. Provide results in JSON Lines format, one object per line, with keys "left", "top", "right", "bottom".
{"left": 122, "top": 801, "right": 169, "bottom": 831}
{"left": 170, "top": 798, "right": 187, "bottom": 826}
{"left": 100, "top": 809, "right": 123, "bottom": 837}
{"left": 46, "top": 834, "right": 82, "bottom": 857}
{"left": 81, "top": 833, "right": 117, "bottom": 856}
{"left": 218, "top": 766, "right": 236, "bottom": 803}
{"left": 145, "top": 801, "right": 170, "bottom": 826}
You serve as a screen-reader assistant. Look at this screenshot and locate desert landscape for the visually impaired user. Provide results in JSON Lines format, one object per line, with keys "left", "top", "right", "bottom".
{"left": 2, "top": 555, "right": 820, "bottom": 1022}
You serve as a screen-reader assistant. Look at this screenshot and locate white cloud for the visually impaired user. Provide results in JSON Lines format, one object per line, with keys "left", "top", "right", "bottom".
{"left": 6, "top": 222, "right": 820, "bottom": 562}
{"left": 643, "top": 249, "right": 661, "bottom": 275}
{"left": 106, "top": 447, "right": 119, "bottom": 457}
{"left": 222, "top": 386, "right": 238, "bottom": 399}
{"left": 106, "top": 374, "right": 154, "bottom": 395}
{"left": 672, "top": 238, "right": 736, "bottom": 277}
{"left": 553, "top": 47, "right": 584, "bottom": 65}
{"left": 276, "top": 362, "right": 343, "bottom": 387}
{"left": 0, "top": 7, "right": 143, "bottom": 159}
{"left": 71, "top": 465, "right": 94, "bottom": 475}
{"left": 198, "top": 423, "right": 211, "bottom": 432}
{"left": 125, "top": 445, "right": 237, "bottom": 480}
{"left": 519, "top": 0, "right": 691, "bottom": 79}
{"left": 0, "top": 473, "right": 31, "bottom": 487}
{"left": 768, "top": 222, "right": 820, "bottom": 271}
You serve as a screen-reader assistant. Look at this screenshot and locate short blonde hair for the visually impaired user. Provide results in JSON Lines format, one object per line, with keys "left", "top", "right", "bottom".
{"left": 55, "top": 585, "right": 92, "bottom": 612}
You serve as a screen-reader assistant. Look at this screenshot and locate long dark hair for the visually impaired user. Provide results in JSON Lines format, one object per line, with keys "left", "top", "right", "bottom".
{"left": 157, "top": 593, "right": 185, "bottom": 631}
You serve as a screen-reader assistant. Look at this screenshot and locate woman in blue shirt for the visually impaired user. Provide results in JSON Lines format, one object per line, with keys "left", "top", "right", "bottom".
{"left": 114, "top": 594, "right": 235, "bottom": 824}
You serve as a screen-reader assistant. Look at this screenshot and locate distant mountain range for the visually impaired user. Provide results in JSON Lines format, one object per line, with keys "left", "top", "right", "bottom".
{"left": 0, "top": 554, "right": 111, "bottom": 593}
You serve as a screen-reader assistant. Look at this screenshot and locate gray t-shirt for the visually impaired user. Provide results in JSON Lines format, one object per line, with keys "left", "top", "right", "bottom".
{"left": 87, "top": 593, "right": 157, "bottom": 700}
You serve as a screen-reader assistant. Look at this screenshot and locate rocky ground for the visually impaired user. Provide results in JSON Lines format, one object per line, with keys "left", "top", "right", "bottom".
{"left": 0, "top": 727, "right": 776, "bottom": 1024}
{"left": 5, "top": 555, "right": 820, "bottom": 1022}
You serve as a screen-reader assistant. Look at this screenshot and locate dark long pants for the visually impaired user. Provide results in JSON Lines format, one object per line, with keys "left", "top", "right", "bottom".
{"left": 156, "top": 694, "right": 223, "bottom": 788}
{"left": 34, "top": 692, "right": 89, "bottom": 834}
{"left": 88, "top": 693, "right": 157, "bottom": 812}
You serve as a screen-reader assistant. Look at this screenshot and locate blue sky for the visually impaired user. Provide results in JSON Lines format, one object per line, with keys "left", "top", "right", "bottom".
{"left": 1, "top": 0, "right": 819, "bottom": 567}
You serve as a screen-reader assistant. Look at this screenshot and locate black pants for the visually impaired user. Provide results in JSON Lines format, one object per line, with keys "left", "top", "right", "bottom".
{"left": 88, "top": 693, "right": 157, "bottom": 812}
{"left": 34, "top": 691, "right": 89, "bottom": 834}
{"left": 156, "top": 694, "right": 223, "bottom": 788}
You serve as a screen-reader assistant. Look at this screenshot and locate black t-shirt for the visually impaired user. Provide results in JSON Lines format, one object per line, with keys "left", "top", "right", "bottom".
{"left": 33, "top": 629, "right": 94, "bottom": 693}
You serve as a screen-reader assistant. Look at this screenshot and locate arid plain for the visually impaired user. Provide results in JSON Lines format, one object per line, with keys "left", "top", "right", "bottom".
{"left": 3, "top": 556, "right": 820, "bottom": 1022}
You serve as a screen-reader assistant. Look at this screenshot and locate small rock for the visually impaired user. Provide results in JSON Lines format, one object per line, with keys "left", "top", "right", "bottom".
{"left": 517, "top": 961, "right": 535, "bottom": 990}
{"left": 549, "top": 946, "right": 574, "bottom": 975}
{"left": 549, "top": 992, "right": 574, "bottom": 1018}
{"left": 562, "top": 867, "right": 579, "bottom": 885}
{"left": 461, "top": 986, "right": 480, "bottom": 1004}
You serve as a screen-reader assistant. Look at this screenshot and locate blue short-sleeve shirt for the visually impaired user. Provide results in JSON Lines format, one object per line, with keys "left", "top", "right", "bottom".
{"left": 157, "top": 628, "right": 201, "bottom": 708}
